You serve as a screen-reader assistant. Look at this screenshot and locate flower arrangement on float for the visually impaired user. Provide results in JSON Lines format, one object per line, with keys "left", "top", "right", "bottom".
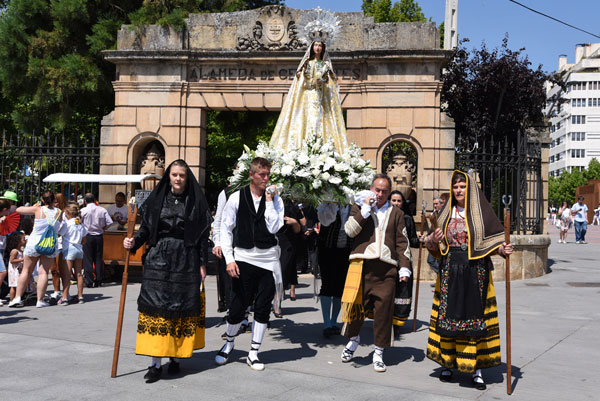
{"left": 228, "top": 134, "right": 375, "bottom": 206}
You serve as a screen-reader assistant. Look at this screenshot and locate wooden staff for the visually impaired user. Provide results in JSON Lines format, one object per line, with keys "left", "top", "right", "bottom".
{"left": 502, "top": 195, "right": 513, "bottom": 395}
{"left": 412, "top": 200, "right": 427, "bottom": 332}
{"left": 111, "top": 201, "right": 138, "bottom": 378}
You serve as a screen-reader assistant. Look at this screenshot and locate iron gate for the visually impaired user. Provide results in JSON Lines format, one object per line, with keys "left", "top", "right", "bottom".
{"left": 0, "top": 130, "right": 100, "bottom": 206}
{"left": 455, "top": 130, "right": 543, "bottom": 234}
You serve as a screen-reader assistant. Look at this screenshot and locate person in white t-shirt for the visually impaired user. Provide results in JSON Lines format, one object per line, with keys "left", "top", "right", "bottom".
{"left": 106, "top": 192, "right": 128, "bottom": 230}
{"left": 57, "top": 203, "right": 88, "bottom": 304}
{"left": 571, "top": 196, "right": 589, "bottom": 244}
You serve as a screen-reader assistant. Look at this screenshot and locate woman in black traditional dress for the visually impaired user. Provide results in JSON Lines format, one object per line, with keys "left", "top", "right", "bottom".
{"left": 274, "top": 200, "right": 302, "bottom": 317}
{"left": 124, "top": 159, "right": 210, "bottom": 383}
{"left": 425, "top": 170, "right": 513, "bottom": 390}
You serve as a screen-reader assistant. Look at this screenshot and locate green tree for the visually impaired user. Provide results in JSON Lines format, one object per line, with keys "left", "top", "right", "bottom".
{"left": 362, "top": 0, "right": 426, "bottom": 23}
{"left": 583, "top": 158, "right": 600, "bottom": 181}
{"left": 0, "top": 0, "right": 280, "bottom": 134}
{"left": 205, "top": 110, "right": 278, "bottom": 203}
{"left": 549, "top": 158, "right": 600, "bottom": 205}
{"left": 0, "top": 0, "right": 143, "bottom": 132}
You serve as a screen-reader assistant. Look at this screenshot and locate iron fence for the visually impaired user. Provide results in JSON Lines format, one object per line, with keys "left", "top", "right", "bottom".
{"left": 0, "top": 130, "right": 100, "bottom": 206}
{"left": 455, "top": 130, "right": 543, "bottom": 235}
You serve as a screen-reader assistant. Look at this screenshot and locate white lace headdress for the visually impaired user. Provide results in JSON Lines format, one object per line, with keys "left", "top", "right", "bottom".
{"left": 296, "top": 7, "right": 341, "bottom": 72}
{"left": 298, "top": 7, "right": 341, "bottom": 46}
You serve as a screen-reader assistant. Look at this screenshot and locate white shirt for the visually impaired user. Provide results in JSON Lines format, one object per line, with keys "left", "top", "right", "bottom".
{"left": 360, "top": 200, "right": 411, "bottom": 278}
{"left": 571, "top": 202, "right": 588, "bottom": 222}
{"left": 107, "top": 204, "right": 129, "bottom": 223}
{"left": 212, "top": 189, "right": 228, "bottom": 246}
{"left": 220, "top": 189, "right": 284, "bottom": 272}
{"left": 361, "top": 200, "right": 391, "bottom": 229}
{"left": 58, "top": 217, "right": 88, "bottom": 251}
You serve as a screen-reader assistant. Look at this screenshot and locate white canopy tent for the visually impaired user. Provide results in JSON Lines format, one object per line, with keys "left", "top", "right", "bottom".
{"left": 43, "top": 173, "right": 161, "bottom": 184}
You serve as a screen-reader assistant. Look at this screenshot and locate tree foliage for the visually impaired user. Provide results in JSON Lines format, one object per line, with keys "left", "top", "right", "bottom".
{"left": 549, "top": 158, "right": 600, "bottom": 206}
{"left": 362, "top": 0, "right": 426, "bottom": 23}
{"left": 205, "top": 110, "right": 278, "bottom": 203}
{"left": 0, "top": 0, "right": 144, "bottom": 132}
{"left": 0, "top": 0, "right": 280, "bottom": 134}
{"left": 442, "top": 36, "right": 564, "bottom": 147}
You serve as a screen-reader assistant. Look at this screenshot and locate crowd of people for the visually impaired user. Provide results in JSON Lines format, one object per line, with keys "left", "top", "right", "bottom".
{"left": 550, "top": 196, "right": 598, "bottom": 244}
{"left": 112, "top": 156, "right": 512, "bottom": 390}
{"left": 0, "top": 189, "right": 129, "bottom": 307}
{"left": 1, "top": 34, "right": 522, "bottom": 391}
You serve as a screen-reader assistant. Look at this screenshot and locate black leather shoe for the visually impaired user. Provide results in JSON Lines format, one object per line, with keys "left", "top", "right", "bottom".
{"left": 144, "top": 366, "right": 162, "bottom": 383}
{"left": 168, "top": 359, "right": 180, "bottom": 375}
{"left": 472, "top": 375, "right": 486, "bottom": 390}
{"left": 439, "top": 368, "right": 453, "bottom": 383}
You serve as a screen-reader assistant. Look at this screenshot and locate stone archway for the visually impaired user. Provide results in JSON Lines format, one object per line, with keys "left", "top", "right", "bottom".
{"left": 382, "top": 140, "right": 418, "bottom": 215}
{"left": 100, "top": 6, "right": 455, "bottom": 213}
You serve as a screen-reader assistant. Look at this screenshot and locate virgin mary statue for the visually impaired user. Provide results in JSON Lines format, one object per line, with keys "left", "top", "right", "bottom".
{"left": 269, "top": 8, "right": 348, "bottom": 154}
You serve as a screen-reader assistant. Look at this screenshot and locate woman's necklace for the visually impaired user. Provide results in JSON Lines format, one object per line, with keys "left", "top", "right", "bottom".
{"left": 172, "top": 191, "right": 183, "bottom": 205}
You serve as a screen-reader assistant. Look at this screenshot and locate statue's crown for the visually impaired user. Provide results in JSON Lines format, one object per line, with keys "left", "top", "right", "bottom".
{"left": 299, "top": 7, "right": 341, "bottom": 46}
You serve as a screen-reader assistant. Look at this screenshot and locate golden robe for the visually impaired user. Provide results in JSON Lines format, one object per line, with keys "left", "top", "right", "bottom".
{"left": 270, "top": 59, "right": 348, "bottom": 153}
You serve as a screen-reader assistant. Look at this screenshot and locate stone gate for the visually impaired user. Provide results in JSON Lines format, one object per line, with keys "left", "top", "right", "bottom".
{"left": 101, "top": 6, "right": 455, "bottom": 211}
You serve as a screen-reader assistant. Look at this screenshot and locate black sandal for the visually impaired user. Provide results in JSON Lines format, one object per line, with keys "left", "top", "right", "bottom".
{"left": 215, "top": 339, "right": 234, "bottom": 366}
{"left": 439, "top": 368, "right": 453, "bottom": 382}
{"left": 472, "top": 374, "right": 486, "bottom": 390}
{"left": 341, "top": 347, "right": 355, "bottom": 363}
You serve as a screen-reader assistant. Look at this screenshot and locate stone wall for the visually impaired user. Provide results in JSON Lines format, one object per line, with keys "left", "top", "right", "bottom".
{"left": 415, "top": 234, "right": 551, "bottom": 282}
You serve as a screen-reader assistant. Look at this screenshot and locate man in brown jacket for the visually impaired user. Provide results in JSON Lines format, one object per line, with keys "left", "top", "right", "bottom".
{"left": 341, "top": 174, "right": 412, "bottom": 372}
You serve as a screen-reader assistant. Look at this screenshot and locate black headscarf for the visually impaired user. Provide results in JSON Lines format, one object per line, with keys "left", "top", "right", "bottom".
{"left": 134, "top": 160, "right": 210, "bottom": 251}
{"left": 390, "top": 190, "right": 411, "bottom": 216}
{"left": 390, "top": 190, "right": 420, "bottom": 249}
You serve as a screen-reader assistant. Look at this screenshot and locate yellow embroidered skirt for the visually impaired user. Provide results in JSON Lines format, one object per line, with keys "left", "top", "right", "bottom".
{"left": 136, "top": 313, "right": 205, "bottom": 358}
{"left": 426, "top": 268, "right": 501, "bottom": 373}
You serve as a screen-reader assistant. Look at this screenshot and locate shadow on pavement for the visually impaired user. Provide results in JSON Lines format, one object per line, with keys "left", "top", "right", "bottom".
{"left": 425, "top": 363, "right": 523, "bottom": 391}
{"left": 0, "top": 309, "right": 39, "bottom": 325}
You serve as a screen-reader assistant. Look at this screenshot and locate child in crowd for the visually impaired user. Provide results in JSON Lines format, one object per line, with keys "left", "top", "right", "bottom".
{"left": 57, "top": 204, "right": 87, "bottom": 304}
{"left": 7, "top": 232, "right": 26, "bottom": 302}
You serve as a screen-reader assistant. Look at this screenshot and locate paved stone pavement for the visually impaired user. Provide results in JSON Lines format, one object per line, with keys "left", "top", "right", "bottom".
{"left": 1, "top": 227, "right": 599, "bottom": 400}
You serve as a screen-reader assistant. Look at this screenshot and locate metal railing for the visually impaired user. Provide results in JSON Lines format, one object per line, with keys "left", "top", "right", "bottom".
{"left": 0, "top": 130, "right": 100, "bottom": 205}
{"left": 455, "top": 130, "right": 543, "bottom": 234}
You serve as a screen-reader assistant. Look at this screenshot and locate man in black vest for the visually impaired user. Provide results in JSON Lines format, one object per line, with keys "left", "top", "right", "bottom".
{"left": 216, "top": 157, "right": 284, "bottom": 371}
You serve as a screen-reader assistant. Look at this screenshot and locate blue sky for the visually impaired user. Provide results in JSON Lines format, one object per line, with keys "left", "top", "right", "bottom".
{"left": 285, "top": 0, "right": 600, "bottom": 73}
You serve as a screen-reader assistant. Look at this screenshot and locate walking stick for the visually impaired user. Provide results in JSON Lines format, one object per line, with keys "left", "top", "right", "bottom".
{"left": 111, "top": 201, "right": 138, "bottom": 378}
{"left": 502, "top": 195, "right": 513, "bottom": 395}
{"left": 412, "top": 200, "right": 427, "bottom": 332}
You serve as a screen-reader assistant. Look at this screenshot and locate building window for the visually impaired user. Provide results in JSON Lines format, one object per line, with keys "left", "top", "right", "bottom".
{"left": 572, "top": 115, "right": 585, "bottom": 124}
{"left": 571, "top": 149, "right": 586, "bottom": 158}
{"left": 571, "top": 132, "right": 585, "bottom": 141}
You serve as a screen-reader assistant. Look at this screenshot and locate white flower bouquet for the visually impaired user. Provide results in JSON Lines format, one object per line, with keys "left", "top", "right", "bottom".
{"left": 228, "top": 134, "right": 375, "bottom": 206}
